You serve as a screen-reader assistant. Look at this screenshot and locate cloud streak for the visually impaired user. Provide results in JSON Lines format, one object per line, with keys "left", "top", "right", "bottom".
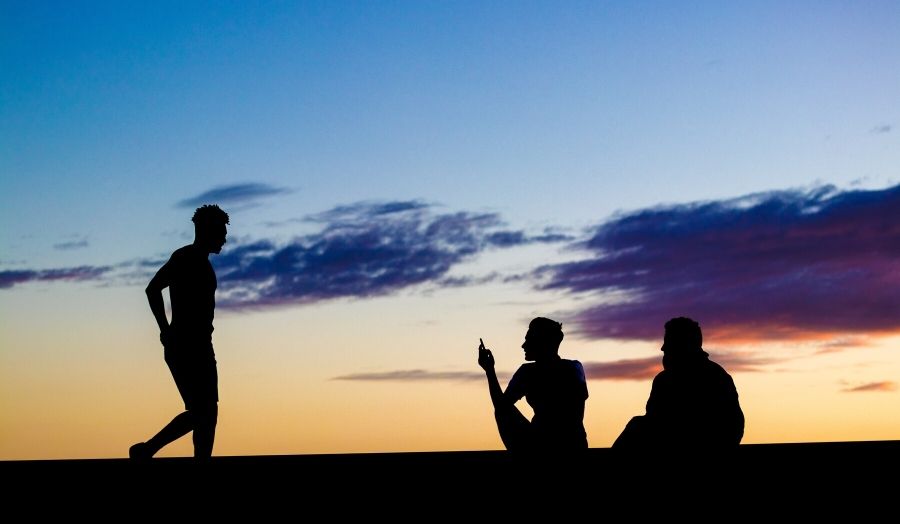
{"left": 583, "top": 352, "right": 774, "bottom": 381}
{"left": 0, "top": 201, "right": 567, "bottom": 298}
{"left": 214, "top": 201, "right": 567, "bottom": 309}
{"left": 177, "top": 183, "right": 290, "bottom": 208}
{"left": 53, "top": 239, "right": 89, "bottom": 251}
{"left": 332, "top": 369, "right": 498, "bottom": 382}
{"left": 333, "top": 353, "right": 771, "bottom": 385}
{"left": 0, "top": 266, "right": 112, "bottom": 289}
{"left": 539, "top": 184, "right": 900, "bottom": 343}
{"left": 842, "top": 381, "right": 897, "bottom": 393}
{"left": 870, "top": 124, "right": 892, "bottom": 134}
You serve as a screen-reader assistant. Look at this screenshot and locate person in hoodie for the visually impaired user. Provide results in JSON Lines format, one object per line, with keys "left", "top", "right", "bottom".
{"left": 613, "top": 317, "right": 744, "bottom": 451}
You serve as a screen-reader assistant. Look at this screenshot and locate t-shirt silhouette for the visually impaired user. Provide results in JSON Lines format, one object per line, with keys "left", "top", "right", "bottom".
{"left": 505, "top": 357, "right": 589, "bottom": 449}
{"left": 160, "top": 244, "right": 217, "bottom": 350}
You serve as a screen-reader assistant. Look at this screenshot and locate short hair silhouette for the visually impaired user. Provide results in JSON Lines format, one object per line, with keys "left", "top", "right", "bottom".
{"left": 528, "top": 317, "right": 564, "bottom": 352}
{"left": 192, "top": 204, "right": 230, "bottom": 228}
{"left": 664, "top": 316, "right": 702, "bottom": 349}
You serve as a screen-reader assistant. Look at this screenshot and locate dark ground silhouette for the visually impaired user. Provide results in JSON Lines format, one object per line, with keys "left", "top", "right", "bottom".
{"left": 130, "top": 205, "right": 229, "bottom": 460}
{"left": 613, "top": 316, "right": 744, "bottom": 452}
{"left": 4, "top": 442, "right": 898, "bottom": 514}
{"left": 478, "top": 317, "right": 588, "bottom": 452}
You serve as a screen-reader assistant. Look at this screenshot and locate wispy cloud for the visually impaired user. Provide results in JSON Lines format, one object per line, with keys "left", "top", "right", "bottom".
{"left": 815, "top": 336, "right": 871, "bottom": 354}
{"left": 53, "top": 239, "right": 89, "bottom": 251}
{"left": 333, "top": 353, "right": 772, "bottom": 385}
{"left": 177, "top": 183, "right": 290, "bottom": 208}
{"left": 582, "top": 352, "right": 774, "bottom": 381}
{"left": 214, "top": 201, "right": 568, "bottom": 309}
{"left": 332, "top": 369, "right": 510, "bottom": 382}
{"left": 583, "top": 358, "right": 661, "bottom": 381}
{"left": 0, "top": 266, "right": 112, "bottom": 289}
{"left": 870, "top": 124, "right": 892, "bottom": 134}
{"left": 0, "top": 200, "right": 567, "bottom": 297}
{"left": 538, "top": 184, "right": 900, "bottom": 343}
{"left": 842, "top": 381, "right": 897, "bottom": 393}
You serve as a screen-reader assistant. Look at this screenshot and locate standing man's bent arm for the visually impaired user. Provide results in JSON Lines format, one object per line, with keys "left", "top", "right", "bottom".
{"left": 146, "top": 265, "right": 172, "bottom": 345}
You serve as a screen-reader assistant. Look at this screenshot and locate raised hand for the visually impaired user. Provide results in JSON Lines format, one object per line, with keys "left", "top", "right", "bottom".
{"left": 478, "top": 338, "right": 495, "bottom": 371}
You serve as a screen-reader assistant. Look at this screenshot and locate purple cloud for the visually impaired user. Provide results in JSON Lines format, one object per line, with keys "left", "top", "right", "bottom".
{"left": 0, "top": 266, "right": 112, "bottom": 289}
{"left": 215, "top": 201, "right": 568, "bottom": 308}
{"left": 842, "top": 381, "right": 897, "bottom": 393}
{"left": 540, "top": 184, "right": 900, "bottom": 343}
{"left": 177, "top": 183, "right": 290, "bottom": 208}
{"left": 583, "top": 358, "right": 661, "bottom": 381}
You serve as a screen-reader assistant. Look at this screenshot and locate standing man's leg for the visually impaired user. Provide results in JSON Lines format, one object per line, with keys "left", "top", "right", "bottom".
{"left": 132, "top": 411, "right": 194, "bottom": 458}
{"left": 130, "top": 352, "right": 197, "bottom": 459}
{"left": 192, "top": 404, "right": 218, "bottom": 459}
{"left": 191, "top": 356, "right": 218, "bottom": 459}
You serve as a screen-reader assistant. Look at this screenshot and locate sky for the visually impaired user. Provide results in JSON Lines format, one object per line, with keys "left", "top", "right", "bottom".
{"left": 1, "top": 1, "right": 899, "bottom": 459}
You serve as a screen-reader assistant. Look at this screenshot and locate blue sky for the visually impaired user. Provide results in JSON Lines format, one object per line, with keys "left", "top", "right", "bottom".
{"left": 3, "top": 1, "right": 898, "bottom": 270}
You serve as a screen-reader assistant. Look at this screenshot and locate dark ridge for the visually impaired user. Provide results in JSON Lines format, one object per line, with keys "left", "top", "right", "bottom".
{"left": 3, "top": 441, "right": 897, "bottom": 513}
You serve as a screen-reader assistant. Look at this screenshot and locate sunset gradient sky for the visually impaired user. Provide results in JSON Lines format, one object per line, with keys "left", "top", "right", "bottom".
{"left": 2, "top": 1, "right": 899, "bottom": 459}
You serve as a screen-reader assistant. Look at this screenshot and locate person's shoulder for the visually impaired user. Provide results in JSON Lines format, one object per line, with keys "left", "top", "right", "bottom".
{"left": 560, "top": 359, "right": 587, "bottom": 380}
{"left": 702, "top": 354, "right": 738, "bottom": 384}
{"left": 703, "top": 354, "right": 731, "bottom": 375}
{"left": 509, "top": 362, "right": 534, "bottom": 384}
{"left": 515, "top": 362, "right": 536, "bottom": 374}
{"left": 561, "top": 358, "right": 585, "bottom": 371}
{"left": 651, "top": 368, "right": 670, "bottom": 384}
{"left": 165, "top": 245, "right": 203, "bottom": 271}
{"left": 170, "top": 244, "right": 195, "bottom": 258}
{"left": 173, "top": 244, "right": 206, "bottom": 261}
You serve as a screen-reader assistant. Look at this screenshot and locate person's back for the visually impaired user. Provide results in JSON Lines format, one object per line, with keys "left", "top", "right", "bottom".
{"left": 645, "top": 350, "right": 743, "bottom": 449}
{"left": 613, "top": 317, "right": 743, "bottom": 452}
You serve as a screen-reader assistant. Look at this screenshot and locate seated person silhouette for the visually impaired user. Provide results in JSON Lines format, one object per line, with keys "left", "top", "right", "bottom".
{"left": 613, "top": 317, "right": 744, "bottom": 451}
{"left": 478, "top": 317, "right": 588, "bottom": 452}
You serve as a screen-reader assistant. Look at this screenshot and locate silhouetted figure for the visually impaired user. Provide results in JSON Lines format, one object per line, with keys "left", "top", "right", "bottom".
{"left": 613, "top": 317, "right": 744, "bottom": 452}
{"left": 130, "top": 204, "right": 229, "bottom": 460}
{"left": 478, "top": 317, "right": 588, "bottom": 452}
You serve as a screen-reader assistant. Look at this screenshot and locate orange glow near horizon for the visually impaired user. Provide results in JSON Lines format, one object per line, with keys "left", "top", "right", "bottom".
{"left": 2, "top": 282, "right": 899, "bottom": 460}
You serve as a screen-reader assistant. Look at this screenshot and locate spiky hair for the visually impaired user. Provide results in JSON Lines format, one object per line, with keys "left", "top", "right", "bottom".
{"left": 192, "top": 204, "right": 230, "bottom": 226}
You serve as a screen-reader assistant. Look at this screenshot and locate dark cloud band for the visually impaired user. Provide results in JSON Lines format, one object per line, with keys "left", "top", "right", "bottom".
{"left": 540, "top": 184, "right": 900, "bottom": 343}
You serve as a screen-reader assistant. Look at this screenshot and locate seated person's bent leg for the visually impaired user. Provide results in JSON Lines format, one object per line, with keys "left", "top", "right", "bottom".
{"left": 495, "top": 404, "right": 532, "bottom": 452}
{"left": 612, "top": 415, "right": 651, "bottom": 450}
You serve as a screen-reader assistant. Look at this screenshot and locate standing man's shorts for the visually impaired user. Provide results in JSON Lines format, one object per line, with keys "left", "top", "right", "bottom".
{"left": 165, "top": 343, "right": 218, "bottom": 411}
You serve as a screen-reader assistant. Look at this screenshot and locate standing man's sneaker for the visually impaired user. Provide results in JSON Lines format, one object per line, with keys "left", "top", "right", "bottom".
{"left": 129, "top": 442, "right": 153, "bottom": 460}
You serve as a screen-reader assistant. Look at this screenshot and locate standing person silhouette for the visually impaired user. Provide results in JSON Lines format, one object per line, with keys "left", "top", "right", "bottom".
{"left": 130, "top": 204, "right": 229, "bottom": 460}
{"left": 613, "top": 317, "right": 744, "bottom": 452}
{"left": 478, "top": 317, "right": 588, "bottom": 452}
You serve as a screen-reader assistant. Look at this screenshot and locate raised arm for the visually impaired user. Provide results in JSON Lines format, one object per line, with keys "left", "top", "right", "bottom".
{"left": 478, "top": 342, "right": 505, "bottom": 410}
